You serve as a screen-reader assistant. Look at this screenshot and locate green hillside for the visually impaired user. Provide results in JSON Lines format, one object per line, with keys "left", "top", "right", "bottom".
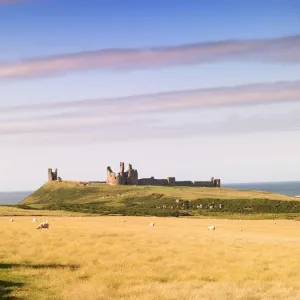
{"left": 0, "top": 205, "right": 84, "bottom": 216}
{"left": 18, "top": 181, "right": 300, "bottom": 217}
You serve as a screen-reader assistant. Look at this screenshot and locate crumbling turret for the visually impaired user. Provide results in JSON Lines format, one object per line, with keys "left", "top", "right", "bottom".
{"left": 48, "top": 168, "right": 58, "bottom": 182}
{"left": 106, "top": 162, "right": 138, "bottom": 185}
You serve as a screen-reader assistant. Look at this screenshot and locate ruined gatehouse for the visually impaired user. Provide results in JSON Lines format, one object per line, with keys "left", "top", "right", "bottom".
{"left": 106, "top": 162, "right": 138, "bottom": 185}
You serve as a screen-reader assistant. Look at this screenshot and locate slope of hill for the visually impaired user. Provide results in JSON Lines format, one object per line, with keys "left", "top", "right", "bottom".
{"left": 18, "top": 181, "right": 300, "bottom": 217}
{"left": 0, "top": 205, "right": 85, "bottom": 216}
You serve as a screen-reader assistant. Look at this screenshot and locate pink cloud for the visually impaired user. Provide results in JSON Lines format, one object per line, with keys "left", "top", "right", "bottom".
{"left": 0, "top": 35, "right": 299, "bottom": 79}
{"left": 1, "top": 80, "right": 300, "bottom": 142}
{"left": 2, "top": 80, "right": 300, "bottom": 114}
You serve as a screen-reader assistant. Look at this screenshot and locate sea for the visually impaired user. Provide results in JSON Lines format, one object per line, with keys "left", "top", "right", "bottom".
{"left": 223, "top": 181, "right": 300, "bottom": 197}
{"left": 0, "top": 191, "right": 32, "bottom": 205}
{"left": 0, "top": 181, "right": 299, "bottom": 205}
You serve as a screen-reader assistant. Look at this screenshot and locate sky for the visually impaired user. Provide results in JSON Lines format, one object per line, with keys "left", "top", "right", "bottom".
{"left": 1, "top": 0, "right": 300, "bottom": 191}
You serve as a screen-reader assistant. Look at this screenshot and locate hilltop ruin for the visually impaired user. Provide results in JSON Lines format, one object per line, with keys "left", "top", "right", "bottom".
{"left": 48, "top": 168, "right": 58, "bottom": 181}
{"left": 107, "top": 162, "right": 138, "bottom": 185}
{"left": 106, "top": 162, "right": 221, "bottom": 187}
{"left": 47, "top": 162, "right": 221, "bottom": 188}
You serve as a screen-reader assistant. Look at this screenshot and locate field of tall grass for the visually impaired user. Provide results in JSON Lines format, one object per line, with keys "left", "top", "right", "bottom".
{"left": 1, "top": 216, "right": 300, "bottom": 299}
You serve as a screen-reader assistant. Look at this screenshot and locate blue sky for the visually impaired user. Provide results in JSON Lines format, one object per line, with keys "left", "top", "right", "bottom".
{"left": 1, "top": 0, "right": 300, "bottom": 191}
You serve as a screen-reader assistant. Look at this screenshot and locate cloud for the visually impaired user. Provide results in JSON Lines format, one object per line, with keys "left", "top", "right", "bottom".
{"left": 1, "top": 80, "right": 300, "bottom": 144}
{"left": 1, "top": 109, "right": 300, "bottom": 147}
{"left": 2, "top": 80, "right": 300, "bottom": 115}
{"left": 0, "top": 116, "right": 159, "bottom": 135}
{"left": 1, "top": 35, "right": 300, "bottom": 79}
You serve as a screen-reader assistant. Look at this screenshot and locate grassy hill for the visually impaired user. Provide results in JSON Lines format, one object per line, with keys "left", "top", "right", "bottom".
{"left": 17, "top": 181, "right": 300, "bottom": 218}
{"left": 0, "top": 205, "right": 85, "bottom": 216}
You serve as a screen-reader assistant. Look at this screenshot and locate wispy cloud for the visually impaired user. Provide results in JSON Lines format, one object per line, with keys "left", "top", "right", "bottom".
{"left": 1, "top": 35, "right": 300, "bottom": 79}
{"left": 1, "top": 81, "right": 300, "bottom": 142}
{"left": 2, "top": 80, "right": 300, "bottom": 115}
{"left": 1, "top": 108, "right": 300, "bottom": 147}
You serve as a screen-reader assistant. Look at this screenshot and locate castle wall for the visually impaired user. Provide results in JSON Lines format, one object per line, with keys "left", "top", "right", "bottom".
{"left": 193, "top": 181, "right": 214, "bottom": 187}
{"left": 175, "top": 181, "right": 194, "bottom": 186}
{"left": 167, "top": 177, "right": 176, "bottom": 186}
{"left": 139, "top": 178, "right": 221, "bottom": 187}
{"left": 138, "top": 177, "right": 168, "bottom": 186}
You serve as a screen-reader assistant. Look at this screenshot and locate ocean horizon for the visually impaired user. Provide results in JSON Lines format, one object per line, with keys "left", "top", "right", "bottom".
{"left": 223, "top": 181, "right": 300, "bottom": 197}
{"left": 0, "top": 181, "right": 299, "bottom": 205}
{"left": 0, "top": 191, "right": 32, "bottom": 205}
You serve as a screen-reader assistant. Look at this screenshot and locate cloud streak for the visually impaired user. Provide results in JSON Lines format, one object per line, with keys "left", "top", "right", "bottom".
{"left": 1, "top": 35, "right": 300, "bottom": 79}
{"left": 1, "top": 80, "right": 300, "bottom": 144}
{"left": 2, "top": 80, "right": 300, "bottom": 115}
{"left": 1, "top": 110, "right": 300, "bottom": 146}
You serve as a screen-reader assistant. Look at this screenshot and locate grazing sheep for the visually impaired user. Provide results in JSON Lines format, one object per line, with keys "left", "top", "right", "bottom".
{"left": 37, "top": 221, "right": 49, "bottom": 229}
{"left": 207, "top": 225, "right": 215, "bottom": 230}
{"left": 149, "top": 222, "right": 155, "bottom": 227}
{"left": 9, "top": 218, "right": 14, "bottom": 222}
{"left": 32, "top": 218, "right": 37, "bottom": 222}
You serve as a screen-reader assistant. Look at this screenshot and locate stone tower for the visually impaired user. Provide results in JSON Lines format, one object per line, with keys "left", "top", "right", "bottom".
{"left": 213, "top": 179, "right": 221, "bottom": 187}
{"left": 106, "top": 162, "right": 138, "bottom": 185}
{"left": 48, "top": 168, "right": 58, "bottom": 182}
{"left": 120, "top": 162, "right": 125, "bottom": 184}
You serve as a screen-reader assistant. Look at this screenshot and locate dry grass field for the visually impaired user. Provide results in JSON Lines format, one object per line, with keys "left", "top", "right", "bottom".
{"left": 1, "top": 216, "right": 300, "bottom": 300}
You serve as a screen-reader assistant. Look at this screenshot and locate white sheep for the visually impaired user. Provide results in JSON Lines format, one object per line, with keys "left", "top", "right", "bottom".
{"left": 207, "top": 226, "right": 215, "bottom": 230}
{"left": 9, "top": 218, "right": 14, "bottom": 222}
{"left": 32, "top": 218, "right": 37, "bottom": 222}
{"left": 37, "top": 221, "right": 49, "bottom": 229}
{"left": 149, "top": 222, "right": 155, "bottom": 227}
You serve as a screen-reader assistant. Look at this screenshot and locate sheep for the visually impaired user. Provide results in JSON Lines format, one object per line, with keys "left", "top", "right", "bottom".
{"left": 207, "top": 226, "right": 215, "bottom": 230}
{"left": 37, "top": 221, "right": 49, "bottom": 229}
{"left": 149, "top": 222, "right": 155, "bottom": 227}
{"left": 32, "top": 218, "right": 37, "bottom": 222}
{"left": 9, "top": 218, "right": 14, "bottom": 222}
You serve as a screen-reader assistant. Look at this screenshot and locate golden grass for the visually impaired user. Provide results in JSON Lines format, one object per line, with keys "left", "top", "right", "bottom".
{"left": 1, "top": 216, "right": 300, "bottom": 299}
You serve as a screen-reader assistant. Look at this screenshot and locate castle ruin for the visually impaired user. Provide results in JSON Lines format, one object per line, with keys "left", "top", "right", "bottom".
{"left": 106, "top": 162, "right": 221, "bottom": 187}
{"left": 48, "top": 168, "right": 58, "bottom": 182}
{"left": 106, "top": 162, "right": 138, "bottom": 185}
{"left": 47, "top": 162, "right": 221, "bottom": 188}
